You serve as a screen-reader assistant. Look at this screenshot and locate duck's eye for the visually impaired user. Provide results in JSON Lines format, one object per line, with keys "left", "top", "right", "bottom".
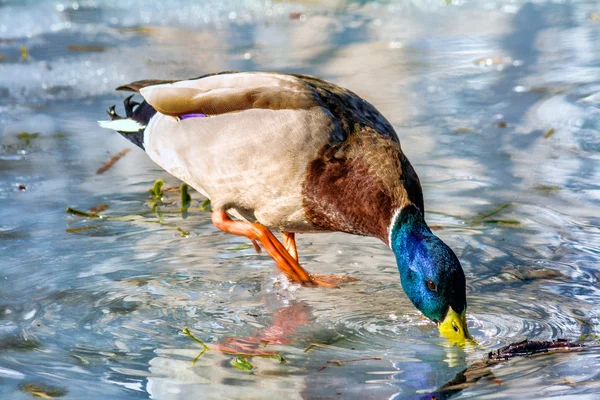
{"left": 426, "top": 279, "right": 437, "bottom": 292}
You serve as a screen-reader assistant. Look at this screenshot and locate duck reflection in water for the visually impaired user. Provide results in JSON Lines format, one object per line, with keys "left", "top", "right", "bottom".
{"left": 209, "top": 300, "right": 310, "bottom": 357}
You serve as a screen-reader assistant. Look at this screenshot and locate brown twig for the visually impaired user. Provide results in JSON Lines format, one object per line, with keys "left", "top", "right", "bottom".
{"left": 96, "top": 148, "right": 131, "bottom": 174}
{"left": 90, "top": 204, "right": 109, "bottom": 214}
{"left": 319, "top": 357, "right": 382, "bottom": 371}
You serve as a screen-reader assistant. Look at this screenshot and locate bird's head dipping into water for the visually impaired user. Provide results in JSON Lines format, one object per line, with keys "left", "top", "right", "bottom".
{"left": 390, "top": 205, "right": 472, "bottom": 346}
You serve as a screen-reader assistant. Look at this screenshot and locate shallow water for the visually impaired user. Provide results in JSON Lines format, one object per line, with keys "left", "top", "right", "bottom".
{"left": 1, "top": 0, "right": 600, "bottom": 399}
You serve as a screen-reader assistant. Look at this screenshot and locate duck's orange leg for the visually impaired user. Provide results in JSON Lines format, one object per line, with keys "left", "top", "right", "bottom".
{"left": 282, "top": 232, "right": 298, "bottom": 261}
{"left": 212, "top": 210, "right": 312, "bottom": 285}
{"left": 212, "top": 211, "right": 357, "bottom": 287}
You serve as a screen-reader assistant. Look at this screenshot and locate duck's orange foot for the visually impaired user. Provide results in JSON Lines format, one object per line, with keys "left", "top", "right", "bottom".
{"left": 211, "top": 211, "right": 358, "bottom": 288}
{"left": 307, "top": 274, "right": 359, "bottom": 288}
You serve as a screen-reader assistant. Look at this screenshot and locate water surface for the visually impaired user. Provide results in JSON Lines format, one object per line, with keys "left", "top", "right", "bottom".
{"left": 1, "top": 0, "right": 600, "bottom": 399}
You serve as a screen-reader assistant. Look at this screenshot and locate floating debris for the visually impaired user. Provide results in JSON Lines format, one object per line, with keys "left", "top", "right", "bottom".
{"left": 70, "top": 353, "right": 90, "bottom": 365}
{"left": 488, "top": 339, "right": 582, "bottom": 360}
{"left": 579, "top": 333, "right": 600, "bottom": 343}
{"left": 429, "top": 203, "right": 521, "bottom": 228}
{"left": 483, "top": 219, "right": 520, "bottom": 225}
{"left": 17, "top": 132, "right": 39, "bottom": 145}
{"left": 66, "top": 225, "right": 100, "bottom": 234}
{"left": 533, "top": 184, "right": 561, "bottom": 193}
{"left": 65, "top": 207, "right": 101, "bottom": 219}
{"left": 423, "top": 339, "right": 585, "bottom": 399}
{"left": 470, "top": 204, "right": 520, "bottom": 225}
{"left": 327, "top": 357, "right": 382, "bottom": 366}
{"left": 562, "top": 377, "right": 600, "bottom": 387}
{"left": 319, "top": 357, "right": 382, "bottom": 372}
{"left": 303, "top": 343, "right": 325, "bottom": 353}
{"left": 543, "top": 128, "right": 555, "bottom": 139}
{"left": 96, "top": 148, "right": 130, "bottom": 174}
{"left": 303, "top": 337, "right": 346, "bottom": 353}
{"left": 67, "top": 44, "right": 106, "bottom": 53}
{"left": 499, "top": 267, "right": 563, "bottom": 282}
{"left": 494, "top": 121, "right": 508, "bottom": 128}
{"left": 17, "top": 184, "right": 27, "bottom": 191}
{"left": 119, "top": 26, "right": 156, "bottom": 35}
{"left": 20, "top": 46, "right": 29, "bottom": 61}
{"left": 0, "top": 53, "right": 4, "bottom": 62}
{"left": 65, "top": 207, "right": 190, "bottom": 237}
{"left": 89, "top": 204, "right": 109, "bottom": 214}
{"left": 453, "top": 127, "right": 474, "bottom": 134}
{"left": 20, "top": 383, "right": 67, "bottom": 398}
{"left": 476, "top": 203, "right": 509, "bottom": 220}
{"left": 226, "top": 243, "right": 254, "bottom": 251}
{"left": 0, "top": 336, "right": 39, "bottom": 351}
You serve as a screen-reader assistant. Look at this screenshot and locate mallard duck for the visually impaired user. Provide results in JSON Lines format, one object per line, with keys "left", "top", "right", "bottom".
{"left": 99, "top": 72, "right": 470, "bottom": 344}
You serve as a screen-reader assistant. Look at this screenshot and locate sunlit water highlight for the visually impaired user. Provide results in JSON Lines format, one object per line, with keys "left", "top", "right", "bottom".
{"left": 1, "top": 0, "right": 600, "bottom": 399}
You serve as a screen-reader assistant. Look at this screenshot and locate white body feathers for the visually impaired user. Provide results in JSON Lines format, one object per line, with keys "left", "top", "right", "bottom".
{"left": 100, "top": 73, "right": 335, "bottom": 232}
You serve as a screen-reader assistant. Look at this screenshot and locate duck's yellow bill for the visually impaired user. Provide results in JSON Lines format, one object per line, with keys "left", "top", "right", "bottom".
{"left": 438, "top": 306, "right": 475, "bottom": 346}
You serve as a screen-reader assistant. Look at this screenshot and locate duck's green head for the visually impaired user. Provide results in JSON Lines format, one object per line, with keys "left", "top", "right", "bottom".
{"left": 390, "top": 205, "right": 471, "bottom": 345}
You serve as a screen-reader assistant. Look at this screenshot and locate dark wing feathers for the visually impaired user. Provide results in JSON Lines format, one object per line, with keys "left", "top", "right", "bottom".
{"left": 116, "top": 79, "right": 178, "bottom": 92}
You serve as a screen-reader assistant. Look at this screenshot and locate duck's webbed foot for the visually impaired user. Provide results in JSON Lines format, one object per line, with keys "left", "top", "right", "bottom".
{"left": 308, "top": 274, "right": 359, "bottom": 288}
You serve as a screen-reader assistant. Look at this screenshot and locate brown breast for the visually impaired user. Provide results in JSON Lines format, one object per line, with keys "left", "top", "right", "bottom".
{"left": 302, "top": 128, "right": 424, "bottom": 242}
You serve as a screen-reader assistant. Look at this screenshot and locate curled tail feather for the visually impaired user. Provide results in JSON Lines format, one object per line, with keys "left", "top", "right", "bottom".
{"left": 98, "top": 95, "right": 157, "bottom": 150}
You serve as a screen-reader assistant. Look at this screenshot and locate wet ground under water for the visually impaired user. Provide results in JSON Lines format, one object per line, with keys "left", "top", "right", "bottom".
{"left": 1, "top": 0, "right": 600, "bottom": 399}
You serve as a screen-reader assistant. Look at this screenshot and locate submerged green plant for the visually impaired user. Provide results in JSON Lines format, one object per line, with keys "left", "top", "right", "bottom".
{"left": 182, "top": 328, "right": 286, "bottom": 370}
{"left": 200, "top": 198, "right": 211, "bottom": 212}
{"left": 232, "top": 357, "right": 254, "bottom": 371}
{"left": 65, "top": 207, "right": 189, "bottom": 237}
{"left": 267, "top": 354, "right": 287, "bottom": 363}
{"left": 146, "top": 179, "right": 167, "bottom": 219}
{"left": 180, "top": 183, "right": 191, "bottom": 213}
{"left": 474, "top": 203, "right": 510, "bottom": 221}
{"left": 149, "top": 179, "right": 164, "bottom": 199}
{"left": 428, "top": 203, "right": 520, "bottom": 227}
{"left": 182, "top": 328, "right": 211, "bottom": 365}
{"left": 17, "top": 132, "right": 39, "bottom": 145}
{"left": 230, "top": 353, "right": 286, "bottom": 371}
